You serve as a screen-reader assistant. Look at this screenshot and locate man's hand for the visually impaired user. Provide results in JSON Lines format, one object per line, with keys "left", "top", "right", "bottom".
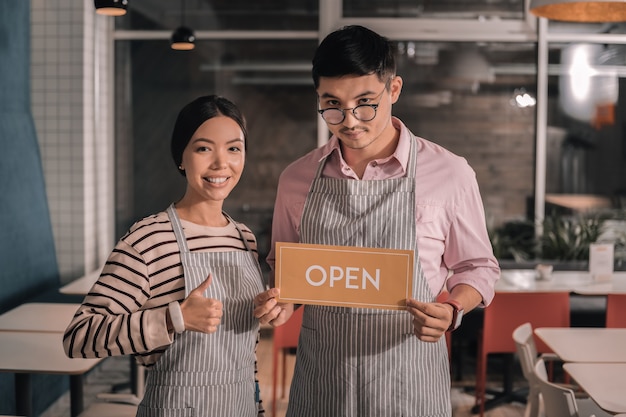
{"left": 180, "top": 273, "right": 223, "bottom": 334}
{"left": 253, "top": 288, "right": 293, "bottom": 326}
{"left": 405, "top": 298, "right": 453, "bottom": 342}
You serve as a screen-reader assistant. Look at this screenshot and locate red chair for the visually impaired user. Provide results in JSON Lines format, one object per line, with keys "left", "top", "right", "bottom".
{"left": 271, "top": 306, "right": 304, "bottom": 417}
{"left": 474, "top": 292, "right": 571, "bottom": 417}
{"left": 606, "top": 293, "right": 626, "bottom": 328}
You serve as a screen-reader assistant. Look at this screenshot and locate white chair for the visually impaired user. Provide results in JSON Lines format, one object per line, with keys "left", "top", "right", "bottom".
{"left": 513, "top": 322, "right": 574, "bottom": 417}
{"left": 513, "top": 323, "right": 547, "bottom": 417}
{"left": 533, "top": 358, "right": 613, "bottom": 417}
{"left": 475, "top": 292, "right": 571, "bottom": 417}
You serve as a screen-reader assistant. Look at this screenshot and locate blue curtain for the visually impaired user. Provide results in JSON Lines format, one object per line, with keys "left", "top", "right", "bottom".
{"left": 0, "top": 1, "right": 66, "bottom": 414}
{"left": 0, "top": 2, "right": 59, "bottom": 312}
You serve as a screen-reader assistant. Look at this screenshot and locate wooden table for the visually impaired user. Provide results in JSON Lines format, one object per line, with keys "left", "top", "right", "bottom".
{"left": 0, "top": 331, "right": 103, "bottom": 417}
{"left": 59, "top": 270, "right": 100, "bottom": 295}
{"left": 0, "top": 302, "right": 79, "bottom": 332}
{"left": 563, "top": 363, "right": 626, "bottom": 414}
{"left": 534, "top": 327, "right": 626, "bottom": 363}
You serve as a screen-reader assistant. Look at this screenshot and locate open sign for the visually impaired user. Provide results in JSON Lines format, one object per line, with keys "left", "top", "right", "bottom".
{"left": 275, "top": 242, "right": 414, "bottom": 310}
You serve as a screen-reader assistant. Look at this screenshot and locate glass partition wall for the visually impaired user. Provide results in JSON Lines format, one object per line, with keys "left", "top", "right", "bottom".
{"left": 539, "top": 22, "right": 626, "bottom": 265}
{"left": 112, "top": 0, "right": 626, "bottom": 267}
{"left": 543, "top": 27, "right": 626, "bottom": 204}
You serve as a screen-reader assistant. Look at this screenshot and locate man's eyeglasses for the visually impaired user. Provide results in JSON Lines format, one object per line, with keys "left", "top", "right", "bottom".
{"left": 317, "top": 88, "right": 386, "bottom": 125}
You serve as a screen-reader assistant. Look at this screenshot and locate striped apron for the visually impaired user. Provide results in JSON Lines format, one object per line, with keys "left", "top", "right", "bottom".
{"left": 286, "top": 137, "right": 452, "bottom": 417}
{"left": 137, "top": 204, "right": 265, "bottom": 417}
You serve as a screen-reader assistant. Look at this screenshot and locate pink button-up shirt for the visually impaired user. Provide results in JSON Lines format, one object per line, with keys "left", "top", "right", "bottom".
{"left": 267, "top": 118, "right": 500, "bottom": 305}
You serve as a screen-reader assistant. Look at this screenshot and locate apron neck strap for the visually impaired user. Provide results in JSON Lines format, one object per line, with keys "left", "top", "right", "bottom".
{"left": 167, "top": 203, "right": 190, "bottom": 253}
{"left": 167, "top": 204, "right": 253, "bottom": 253}
{"left": 224, "top": 212, "right": 253, "bottom": 252}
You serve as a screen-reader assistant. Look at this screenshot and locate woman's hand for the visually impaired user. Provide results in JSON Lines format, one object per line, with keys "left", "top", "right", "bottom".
{"left": 180, "top": 273, "right": 223, "bottom": 334}
{"left": 253, "top": 288, "right": 293, "bottom": 326}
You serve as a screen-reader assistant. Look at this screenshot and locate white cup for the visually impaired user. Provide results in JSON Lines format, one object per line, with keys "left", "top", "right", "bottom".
{"left": 535, "top": 264, "right": 553, "bottom": 280}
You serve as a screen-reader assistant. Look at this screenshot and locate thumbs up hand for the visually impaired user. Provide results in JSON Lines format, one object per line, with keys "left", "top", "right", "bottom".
{"left": 180, "top": 273, "right": 223, "bottom": 334}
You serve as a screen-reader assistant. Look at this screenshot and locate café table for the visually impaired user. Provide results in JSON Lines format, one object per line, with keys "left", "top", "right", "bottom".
{"left": 59, "top": 269, "right": 100, "bottom": 295}
{"left": 0, "top": 302, "right": 79, "bottom": 332}
{"left": 534, "top": 327, "right": 626, "bottom": 363}
{"left": 496, "top": 270, "right": 626, "bottom": 293}
{"left": 0, "top": 331, "right": 103, "bottom": 417}
{"left": 563, "top": 363, "right": 626, "bottom": 415}
{"left": 573, "top": 274, "right": 626, "bottom": 295}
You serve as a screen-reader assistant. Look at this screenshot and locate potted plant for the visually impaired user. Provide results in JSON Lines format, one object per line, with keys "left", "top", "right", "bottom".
{"left": 540, "top": 211, "right": 605, "bottom": 263}
{"left": 490, "top": 211, "right": 611, "bottom": 270}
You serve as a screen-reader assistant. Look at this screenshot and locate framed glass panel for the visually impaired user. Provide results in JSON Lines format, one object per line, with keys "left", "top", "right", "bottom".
{"left": 542, "top": 37, "right": 626, "bottom": 264}
{"left": 114, "top": 39, "right": 319, "bottom": 266}
{"left": 544, "top": 27, "right": 626, "bottom": 204}
{"left": 343, "top": 0, "right": 525, "bottom": 20}
{"left": 114, "top": 36, "right": 540, "bottom": 264}
{"left": 391, "top": 41, "right": 537, "bottom": 229}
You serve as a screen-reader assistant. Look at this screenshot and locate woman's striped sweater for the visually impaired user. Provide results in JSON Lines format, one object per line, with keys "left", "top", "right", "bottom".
{"left": 63, "top": 209, "right": 260, "bottom": 367}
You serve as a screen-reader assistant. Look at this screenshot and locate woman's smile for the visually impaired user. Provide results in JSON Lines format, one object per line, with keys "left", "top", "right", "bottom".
{"left": 204, "top": 176, "right": 230, "bottom": 185}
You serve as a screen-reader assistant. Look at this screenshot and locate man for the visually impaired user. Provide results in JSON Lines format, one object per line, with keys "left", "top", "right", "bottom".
{"left": 254, "top": 25, "right": 500, "bottom": 416}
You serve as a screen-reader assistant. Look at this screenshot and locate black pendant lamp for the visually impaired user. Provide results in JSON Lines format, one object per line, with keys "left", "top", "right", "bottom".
{"left": 94, "top": 0, "right": 128, "bottom": 16}
{"left": 171, "top": 0, "right": 195, "bottom": 51}
{"left": 171, "top": 27, "right": 196, "bottom": 50}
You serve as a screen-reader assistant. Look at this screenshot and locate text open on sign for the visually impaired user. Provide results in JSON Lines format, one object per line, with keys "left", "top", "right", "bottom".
{"left": 275, "top": 242, "right": 414, "bottom": 310}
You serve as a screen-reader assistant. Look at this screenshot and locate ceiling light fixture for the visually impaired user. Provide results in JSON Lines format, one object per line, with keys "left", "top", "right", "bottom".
{"left": 94, "top": 0, "right": 128, "bottom": 16}
{"left": 445, "top": 47, "right": 494, "bottom": 93}
{"left": 171, "top": 27, "right": 196, "bottom": 51}
{"left": 529, "top": 0, "right": 626, "bottom": 22}
{"left": 171, "top": 0, "right": 195, "bottom": 51}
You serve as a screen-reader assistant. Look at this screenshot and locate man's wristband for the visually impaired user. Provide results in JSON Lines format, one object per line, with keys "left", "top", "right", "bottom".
{"left": 168, "top": 301, "right": 185, "bottom": 334}
{"left": 443, "top": 299, "right": 464, "bottom": 332}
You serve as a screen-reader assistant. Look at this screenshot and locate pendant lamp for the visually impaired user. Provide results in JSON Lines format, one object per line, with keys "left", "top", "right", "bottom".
{"left": 529, "top": 0, "right": 626, "bottom": 22}
{"left": 171, "top": 27, "right": 196, "bottom": 50}
{"left": 94, "top": 0, "right": 128, "bottom": 16}
{"left": 171, "top": 0, "right": 195, "bottom": 50}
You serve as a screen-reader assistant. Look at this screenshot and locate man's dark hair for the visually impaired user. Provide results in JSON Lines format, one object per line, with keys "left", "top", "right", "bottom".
{"left": 312, "top": 25, "right": 396, "bottom": 89}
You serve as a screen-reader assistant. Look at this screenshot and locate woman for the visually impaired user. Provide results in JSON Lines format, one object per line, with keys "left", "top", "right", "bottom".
{"left": 64, "top": 95, "right": 266, "bottom": 416}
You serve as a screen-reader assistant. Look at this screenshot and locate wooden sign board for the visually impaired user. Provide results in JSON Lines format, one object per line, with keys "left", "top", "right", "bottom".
{"left": 275, "top": 242, "right": 414, "bottom": 310}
